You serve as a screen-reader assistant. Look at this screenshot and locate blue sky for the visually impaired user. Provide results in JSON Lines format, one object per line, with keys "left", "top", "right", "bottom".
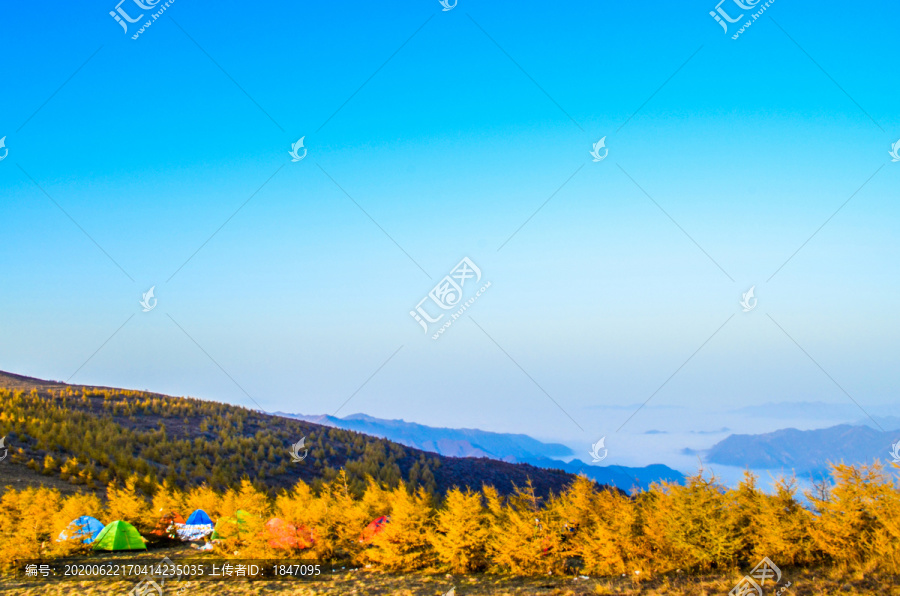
{"left": 1, "top": 1, "right": 898, "bottom": 464}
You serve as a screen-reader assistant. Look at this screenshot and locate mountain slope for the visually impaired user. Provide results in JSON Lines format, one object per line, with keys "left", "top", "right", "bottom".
{"left": 0, "top": 371, "right": 578, "bottom": 497}
{"left": 706, "top": 424, "right": 896, "bottom": 474}
{"left": 278, "top": 412, "right": 574, "bottom": 460}
{"left": 280, "top": 412, "right": 685, "bottom": 491}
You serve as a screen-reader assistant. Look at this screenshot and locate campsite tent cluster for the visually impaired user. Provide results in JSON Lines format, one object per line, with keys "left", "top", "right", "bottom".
{"left": 56, "top": 509, "right": 390, "bottom": 551}
{"left": 55, "top": 509, "right": 218, "bottom": 551}
{"left": 57, "top": 516, "right": 147, "bottom": 550}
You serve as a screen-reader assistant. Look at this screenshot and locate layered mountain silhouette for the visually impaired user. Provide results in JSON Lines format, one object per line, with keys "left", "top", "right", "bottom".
{"left": 706, "top": 423, "right": 900, "bottom": 475}
{"left": 277, "top": 412, "right": 575, "bottom": 461}
{"left": 279, "top": 412, "right": 685, "bottom": 491}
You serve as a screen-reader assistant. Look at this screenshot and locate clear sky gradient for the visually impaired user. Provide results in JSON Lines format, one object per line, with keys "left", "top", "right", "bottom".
{"left": 1, "top": 1, "right": 898, "bottom": 463}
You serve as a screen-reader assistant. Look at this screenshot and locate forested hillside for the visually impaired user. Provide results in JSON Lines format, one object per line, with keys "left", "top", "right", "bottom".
{"left": 0, "top": 371, "right": 575, "bottom": 497}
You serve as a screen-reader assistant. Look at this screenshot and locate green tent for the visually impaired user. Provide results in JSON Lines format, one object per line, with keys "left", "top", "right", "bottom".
{"left": 211, "top": 509, "right": 252, "bottom": 540}
{"left": 92, "top": 520, "right": 147, "bottom": 551}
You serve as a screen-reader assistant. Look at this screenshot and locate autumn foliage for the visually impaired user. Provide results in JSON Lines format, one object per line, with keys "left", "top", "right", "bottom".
{"left": 3, "top": 464, "right": 900, "bottom": 577}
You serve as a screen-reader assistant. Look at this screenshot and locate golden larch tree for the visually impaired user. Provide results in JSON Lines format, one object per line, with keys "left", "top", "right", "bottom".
{"left": 430, "top": 487, "right": 490, "bottom": 573}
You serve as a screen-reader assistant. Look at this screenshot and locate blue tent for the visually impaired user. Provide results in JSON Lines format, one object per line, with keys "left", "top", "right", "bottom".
{"left": 58, "top": 515, "right": 104, "bottom": 543}
{"left": 185, "top": 509, "right": 213, "bottom": 526}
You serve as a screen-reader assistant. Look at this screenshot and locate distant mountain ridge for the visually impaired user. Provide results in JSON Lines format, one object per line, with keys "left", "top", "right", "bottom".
{"left": 522, "top": 457, "right": 685, "bottom": 491}
{"left": 706, "top": 424, "right": 899, "bottom": 475}
{"left": 278, "top": 412, "right": 685, "bottom": 491}
{"left": 278, "top": 412, "right": 574, "bottom": 461}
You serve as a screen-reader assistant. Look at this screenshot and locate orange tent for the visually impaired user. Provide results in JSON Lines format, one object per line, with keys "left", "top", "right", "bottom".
{"left": 152, "top": 511, "right": 186, "bottom": 537}
{"left": 360, "top": 515, "right": 390, "bottom": 543}
{"left": 265, "top": 518, "right": 316, "bottom": 550}
{"left": 266, "top": 518, "right": 298, "bottom": 549}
